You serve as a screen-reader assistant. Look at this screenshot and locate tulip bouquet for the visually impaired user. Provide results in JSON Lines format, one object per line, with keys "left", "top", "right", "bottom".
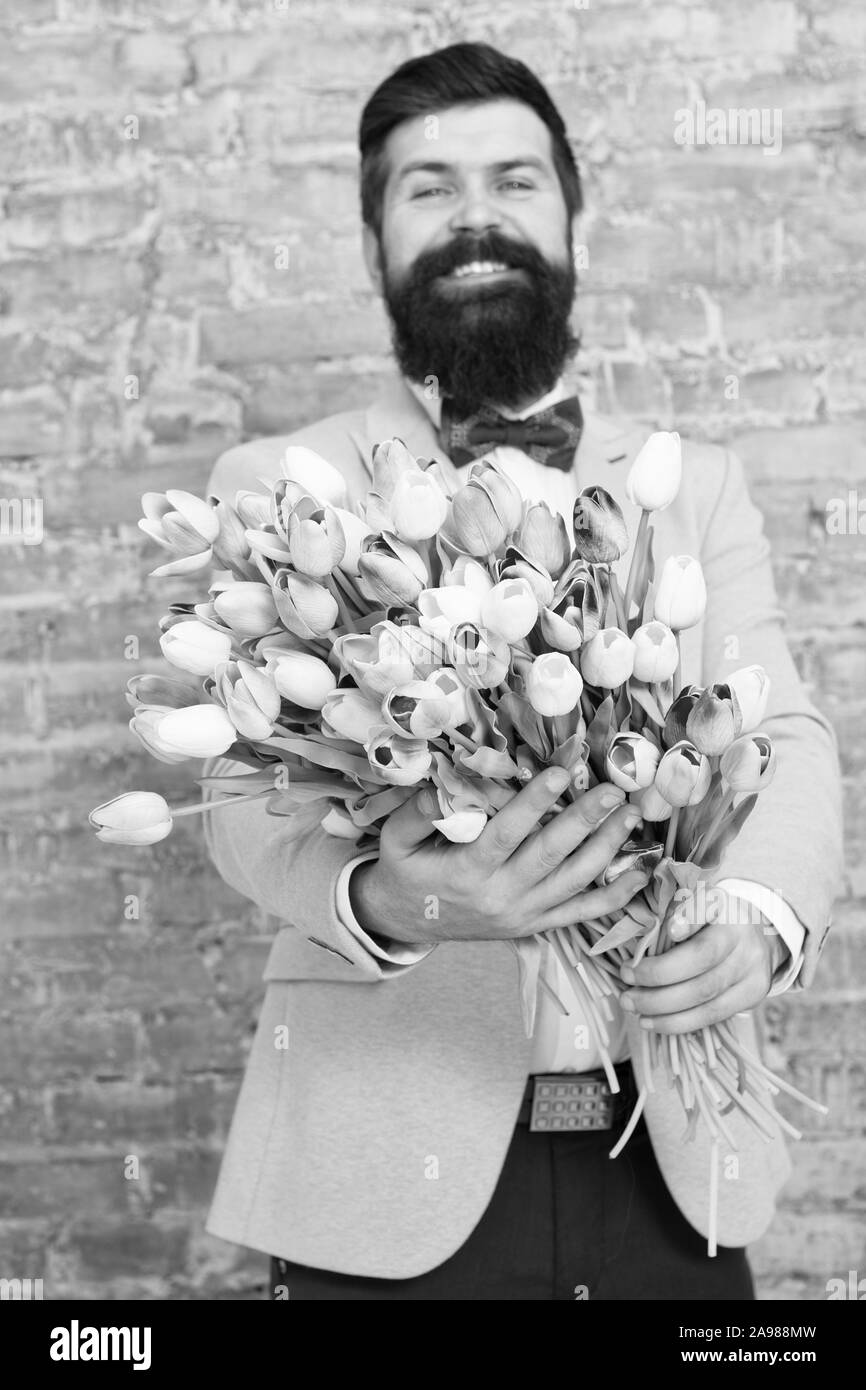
{"left": 92, "top": 430, "right": 819, "bottom": 1253}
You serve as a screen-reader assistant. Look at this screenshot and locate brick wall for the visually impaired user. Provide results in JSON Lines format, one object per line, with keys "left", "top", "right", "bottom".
{"left": 0, "top": 0, "right": 863, "bottom": 1300}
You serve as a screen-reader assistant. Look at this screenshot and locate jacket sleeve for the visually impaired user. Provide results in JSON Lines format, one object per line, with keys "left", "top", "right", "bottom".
{"left": 696, "top": 447, "right": 844, "bottom": 988}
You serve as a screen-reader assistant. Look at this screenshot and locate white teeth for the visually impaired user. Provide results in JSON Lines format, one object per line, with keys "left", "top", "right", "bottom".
{"left": 451, "top": 260, "right": 508, "bottom": 278}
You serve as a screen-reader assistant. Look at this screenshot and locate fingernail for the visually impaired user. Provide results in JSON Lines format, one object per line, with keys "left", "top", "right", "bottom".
{"left": 639, "top": 1018, "right": 655, "bottom": 1030}
{"left": 547, "top": 768, "right": 570, "bottom": 794}
{"left": 600, "top": 787, "right": 624, "bottom": 809}
{"left": 620, "top": 993, "right": 635, "bottom": 1013}
{"left": 620, "top": 965, "right": 635, "bottom": 986}
{"left": 623, "top": 808, "right": 642, "bottom": 829}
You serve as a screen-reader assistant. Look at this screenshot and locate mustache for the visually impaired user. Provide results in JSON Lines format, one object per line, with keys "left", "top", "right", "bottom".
{"left": 407, "top": 232, "right": 554, "bottom": 284}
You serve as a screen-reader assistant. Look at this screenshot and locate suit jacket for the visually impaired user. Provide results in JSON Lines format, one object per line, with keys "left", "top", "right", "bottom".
{"left": 201, "top": 373, "right": 844, "bottom": 1277}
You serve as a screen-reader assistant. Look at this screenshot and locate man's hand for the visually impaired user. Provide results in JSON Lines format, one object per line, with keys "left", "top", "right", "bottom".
{"left": 350, "top": 768, "right": 651, "bottom": 946}
{"left": 619, "top": 886, "right": 789, "bottom": 1033}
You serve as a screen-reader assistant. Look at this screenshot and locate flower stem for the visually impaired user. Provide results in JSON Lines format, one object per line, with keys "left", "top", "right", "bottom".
{"left": 171, "top": 789, "right": 273, "bottom": 818}
{"left": 622, "top": 508, "right": 650, "bottom": 626}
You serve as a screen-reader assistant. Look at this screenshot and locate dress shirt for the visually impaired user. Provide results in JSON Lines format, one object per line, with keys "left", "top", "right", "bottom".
{"left": 334, "top": 376, "right": 806, "bottom": 1071}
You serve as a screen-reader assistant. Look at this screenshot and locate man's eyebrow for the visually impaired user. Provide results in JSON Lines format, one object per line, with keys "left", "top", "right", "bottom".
{"left": 394, "top": 156, "right": 551, "bottom": 186}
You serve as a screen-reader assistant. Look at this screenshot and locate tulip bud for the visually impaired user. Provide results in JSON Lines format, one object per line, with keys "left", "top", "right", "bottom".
{"left": 630, "top": 620, "right": 679, "bottom": 684}
{"left": 572, "top": 486, "right": 629, "bottom": 563}
{"left": 625, "top": 431, "right": 682, "bottom": 512}
{"left": 525, "top": 653, "right": 583, "bottom": 717}
{"left": 272, "top": 569, "right": 339, "bottom": 639}
{"left": 539, "top": 605, "right": 584, "bottom": 653}
{"left": 332, "top": 508, "right": 371, "bottom": 576}
{"left": 322, "top": 689, "right": 383, "bottom": 745}
{"left": 654, "top": 739, "right": 712, "bottom": 807}
{"left": 632, "top": 783, "right": 672, "bottom": 823}
{"left": 516, "top": 502, "right": 571, "bottom": 579}
{"left": 443, "top": 555, "right": 495, "bottom": 595}
{"left": 662, "top": 684, "right": 703, "bottom": 747}
{"left": 269, "top": 651, "right": 337, "bottom": 709}
{"left": 287, "top": 505, "right": 346, "bottom": 578}
{"left": 358, "top": 534, "right": 428, "bottom": 608}
{"left": 213, "top": 582, "right": 279, "bottom": 638}
{"left": 371, "top": 437, "right": 417, "bottom": 499}
{"left": 90, "top": 791, "right": 173, "bottom": 845}
{"left": 212, "top": 660, "right": 281, "bottom": 741}
{"left": 418, "top": 584, "right": 484, "bottom": 642}
{"left": 280, "top": 446, "right": 347, "bottom": 506}
{"left": 686, "top": 683, "right": 743, "bottom": 756}
{"left": 653, "top": 555, "right": 707, "bottom": 631}
{"left": 720, "top": 733, "right": 776, "bottom": 792}
{"left": 498, "top": 552, "right": 554, "bottom": 607}
{"left": 726, "top": 665, "right": 771, "bottom": 734}
{"left": 383, "top": 681, "right": 451, "bottom": 739}
{"left": 424, "top": 666, "right": 471, "bottom": 729}
{"left": 160, "top": 619, "right": 233, "bottom": 677}
{"left": 601, "top": 840, "right": 664, "bottom": 885}
{"left": 321, "top": 806, "right": 364, "bottom": 840}
{"left": 605, "top": 732, "right": 661, "bottom": 792}
{"left": 365, "top": 728, "right": 432, "bottom": 785}
{"left": 136, "top": 704, "right": 238, "bottom": 760}
{"left": 480, "top": 578, "right": 539, "bottom": 642}
{"left": 449, "top": 622, "right": 510, "bottom": 689}
{"left": 139, "top": 489, "right": 219, "bottom": 577}
{"left": 389, "top": 470, "right": 449, "bottom": 541}
{"left": 580, "top": 627, "right": 635, "bottom": 689}
{"left": 433, "top": 809, "right": 488, "bottom": 843}
{"left": 448, "top": 462, "right": 522, "bottom": 556}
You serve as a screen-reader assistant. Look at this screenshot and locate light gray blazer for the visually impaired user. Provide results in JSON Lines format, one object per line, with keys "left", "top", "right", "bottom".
{"left": 201, "top": 373, "right": 844, "bottom": 1277}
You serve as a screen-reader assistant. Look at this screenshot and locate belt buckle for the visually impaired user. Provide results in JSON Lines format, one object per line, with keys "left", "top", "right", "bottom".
{"left": 529, "top": 1073, "right": 615, "bottom": 1132}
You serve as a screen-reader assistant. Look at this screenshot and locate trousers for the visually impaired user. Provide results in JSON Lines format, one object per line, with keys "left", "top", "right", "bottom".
{"left": 268, "top": 1104, "right": 755, "bottom": 1300}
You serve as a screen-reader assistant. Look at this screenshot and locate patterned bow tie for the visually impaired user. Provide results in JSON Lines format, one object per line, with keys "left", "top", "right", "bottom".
{"left": 439, "top": 394, "right": 583, "bottom": 472}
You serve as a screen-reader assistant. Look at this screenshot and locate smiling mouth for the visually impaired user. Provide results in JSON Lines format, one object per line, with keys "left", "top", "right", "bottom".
{"left": 435, "top": 260, "right": 529, "bottom": 288}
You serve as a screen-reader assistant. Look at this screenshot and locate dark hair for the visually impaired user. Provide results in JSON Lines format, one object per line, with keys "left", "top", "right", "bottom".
{"left": 358, "top": 42, "right": 582, "bottom": 240}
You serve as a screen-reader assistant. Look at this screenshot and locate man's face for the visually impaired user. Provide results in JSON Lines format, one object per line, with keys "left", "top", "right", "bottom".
{"left": 364, "top": 99, "right": 579, "bottom": 414}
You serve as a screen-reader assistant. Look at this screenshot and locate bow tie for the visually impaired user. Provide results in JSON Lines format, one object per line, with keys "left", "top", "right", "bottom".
{"left": 439, "top": 394, "right": 583, "bottom": 472}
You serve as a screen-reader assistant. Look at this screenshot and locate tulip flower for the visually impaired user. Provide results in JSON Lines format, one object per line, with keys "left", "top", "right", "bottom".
{"left": 654, "top": 739, "right": 712, "bottom": 807}
{"left": 686, "top": 683, "right": 743, "bottom": 756}
{"left": 371, "top": 437, "right": 418, "bottom": 500}
{"left": 720, "top": 734, "right": 777, "bottom": 792}
{"left": 662, "top": 684, "right": 703, "bottom": 747}
{"left": 605, "top": 732, "right": 661, "bottom": 792}
{"left": 383, "top": 681, "right": 451, "bottom": 740}
{"left": 125, "top": 673, "right": 199, "bottom": 712}
{"left": 132, "top": 704, "right": 238, "bottom": 761}
{"left": 525, "top": 652, "right": 583, "bottom": 717}
{"left": 601, "top": 840, "right": 664, "bottom": 885}
{"left": 625, "top": 431, "right": 682, "bottom": 512}
{"left": 334, "top": 622, "right": 445, "bottom": 696}
{"left": 424, "top": 666, "right": 471, "bottom": 729}
{"left": 213, "top": 582, "right": 279, "bottom": 638}
{"left": 212, "top": 498, "right": 256, "bottom": 576}
{"left": 211, "top": 660, "right": 281, "bottom": 741}
{"left": 444, "top": 554, "right": 495, "bottom": 596}
{"left": 139, "top": 489, "right": 219, "bottom": 577}
{"left": 280, "top": 445, "right": 347, "bottom": 506}
{"left": 449, "top": 623, "right": 510, "bottom": 689}
{"left": 235, "top": 490, "right": 272, "bottom": 530}
{"left": 516, "top": 502, "right": 571, "bottom": 579}
{"left": 539, "top": 603, "right": 584, "bottom": 653}
{"left": 572, "top": 486, "right": 629, "bottom": 564}
{"left": 287, "top": 503, "right": 346, "bottom": 578}
{"left": 631, "top": 782, "right": 672, "bottom": 823}
{"left": 448, "top": 460, "right": 522, "bottom": 556}
{"left": 160, "top": 619, "right": 233, "bottom": 677}
{"left": 433, "top": 808, "right": 488, "bottom": 842}
{"left": 389, "top": 470, "right": 449, "bottom": 542}
{"left": 418, "top": 584, "right": 484, "bottom": 642}
{"left": 322, "top": 689, "right": 383, "bottom": 745}
{"left": 480, "top": 578, "right": 539, "bottom": 642}
{"left": 90, "top": 791, "right": 173, "bottom": 846}
{"left": 272, "top": 568, "right": 339, "bottom": 639}
{"left": 429, "top": 759, "right": 491, "bottom": 842}
{"left": 365, "top": 727, "right": 432, "bottom": 785}
{"left": 498, "top": 551, "right": 554, "bottom": 607}
{"left": 268, "top": 650, "right": 337, "bottom": 709}
{"left": 631, "top": 620, "right": 679, "bottom": 684}
{"left": 653, "top": 555, "right": 707, "bottom": 631}
{"left": 580, "top": 627, "right": 635, "bottom": 689}
{"left": 357, "top": 534, "right": 428, "bottom": 608}
{"left": 332, "top": 508, "right": 371, "bottom": 576}
{"left": 726, "top": 665, "right": 771, "bottom": 734}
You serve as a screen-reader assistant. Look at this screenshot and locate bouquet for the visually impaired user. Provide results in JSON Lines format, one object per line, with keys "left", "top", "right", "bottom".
{"left": 91, "top": 431, "right": 823, "bottom": 1253}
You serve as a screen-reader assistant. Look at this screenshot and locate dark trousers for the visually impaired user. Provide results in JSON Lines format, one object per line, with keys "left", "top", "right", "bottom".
{"left": 269, "top": 1104, "right": 755, "bottom": 1300}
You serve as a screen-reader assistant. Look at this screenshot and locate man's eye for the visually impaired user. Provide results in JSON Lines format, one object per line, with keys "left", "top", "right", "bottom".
{"left": 412, "top": 187, "right": 448, "bottom": 199}
{"left": 501, "top": 179, "right": 533, "bottom": 192}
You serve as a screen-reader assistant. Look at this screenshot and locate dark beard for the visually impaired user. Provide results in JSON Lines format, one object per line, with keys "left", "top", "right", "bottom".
{"left": 380, "top": 228, "right": 579, "bottom": 415}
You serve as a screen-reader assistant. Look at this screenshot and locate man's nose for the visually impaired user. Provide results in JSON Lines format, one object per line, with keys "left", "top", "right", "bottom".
{"left": 449, "top": 186, "right": 502, "bottom": 235}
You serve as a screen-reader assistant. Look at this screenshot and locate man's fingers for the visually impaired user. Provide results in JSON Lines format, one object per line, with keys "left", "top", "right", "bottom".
{"left": 634, "top": 985, "right": 757, "bottom": 1035}
{"left": 622, "top": 922, "right": 734, "bottom": 988}
{"left": 513, "top": 782, "right": 627, "bottom": 878}
{"left": 622, "top": 956, "right": 738, "bottom": 1018}
{"left": 475, "top": 767, "right": 571, "bottom": 866}
{"left": 384, "top": 785, "right": 440, "bottom": 853}
{"left": 537, "top": 869, "right": 651, "bottom": 931}
{"left": 537, "top": 802, "right": 643, "bottom": 908}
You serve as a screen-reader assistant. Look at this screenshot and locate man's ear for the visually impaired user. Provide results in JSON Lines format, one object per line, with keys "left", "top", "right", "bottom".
{"left": 362, "top": 224, "right": 384, "bottom": 295}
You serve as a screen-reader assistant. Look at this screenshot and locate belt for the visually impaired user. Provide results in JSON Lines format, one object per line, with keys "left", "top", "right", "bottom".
{"left": 517, "top": 1062, "right": 636, "bottom": 1132}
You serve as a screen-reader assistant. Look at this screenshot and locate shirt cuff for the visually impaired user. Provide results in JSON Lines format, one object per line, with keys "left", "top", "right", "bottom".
{"left": 335, "top": 852, "right": 434, "bottom": 968}
{"left": 717, "top": 876, "right": 806, "bottom": 995}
